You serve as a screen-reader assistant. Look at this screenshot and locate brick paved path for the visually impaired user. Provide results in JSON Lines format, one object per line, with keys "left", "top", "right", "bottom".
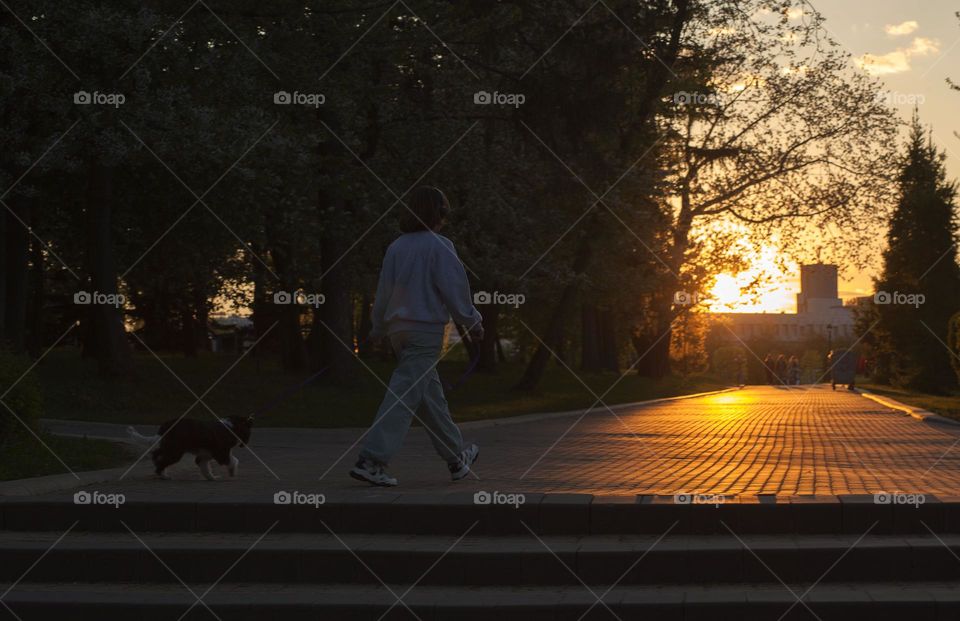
{"left": 35, "top": 385, "right": 960, "bottom": 498}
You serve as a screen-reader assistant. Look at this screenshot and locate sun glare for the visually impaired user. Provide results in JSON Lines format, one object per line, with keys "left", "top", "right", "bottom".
{"left": 711, "top": 274, "right": 741, "bottom": 306}
{"left": 704, "top": 247, "right": 797, "bottom": 314}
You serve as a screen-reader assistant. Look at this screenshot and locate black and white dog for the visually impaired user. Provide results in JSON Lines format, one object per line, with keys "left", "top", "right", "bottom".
{"left": 127, "top": 416, "right": 253, "bottom": 480}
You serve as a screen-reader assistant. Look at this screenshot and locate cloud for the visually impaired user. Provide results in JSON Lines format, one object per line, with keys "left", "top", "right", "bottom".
{"left": 884, "top": 20, "right": 918, "bottom": 36}
{"left": 857, "top": 51, "right": 910, "bottom": 75}
{"left": 855, "top": 36, "right": 940, "bottom": 75}
{"left": 907, "top": 36, "right": 938, "bottom": 55}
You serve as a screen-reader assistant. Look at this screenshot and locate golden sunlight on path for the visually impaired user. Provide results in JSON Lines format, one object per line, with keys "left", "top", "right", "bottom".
{"left": 501, "top": 385, "right": 960, "bottom": 496}
{"left": 70, "top": 385, "right": 960, "bottom": 499}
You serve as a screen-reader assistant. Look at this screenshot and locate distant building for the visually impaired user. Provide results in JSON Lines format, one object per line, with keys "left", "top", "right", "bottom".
{"left": 713, "top": 264, "right": 856, "bottom": 343}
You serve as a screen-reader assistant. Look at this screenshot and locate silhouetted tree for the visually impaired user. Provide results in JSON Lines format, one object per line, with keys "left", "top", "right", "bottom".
{"left": 874, "top": 113, "right": 960, "bottom": 393}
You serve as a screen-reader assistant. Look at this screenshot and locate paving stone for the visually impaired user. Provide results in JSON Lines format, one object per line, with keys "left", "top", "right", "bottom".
{"left": 18, "top": 386, "right": 960, "bottom": 505}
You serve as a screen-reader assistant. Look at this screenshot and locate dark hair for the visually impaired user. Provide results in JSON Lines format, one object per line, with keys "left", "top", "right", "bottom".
{"left": 400, "top": 186, "right": 450, "bottom": 233}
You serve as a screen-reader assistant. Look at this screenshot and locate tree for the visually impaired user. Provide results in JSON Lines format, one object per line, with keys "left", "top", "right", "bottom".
{"left": 950, "top": 12, "right": 960, "bottom": 140}
{"left": 874, "top": 113, "right": 960, "bottom": 393}
{"left": 513, "top": 0, "right": 693, "bottom": 389}
{"left": 646, "top": 0, "right": 898, "bottom": 377}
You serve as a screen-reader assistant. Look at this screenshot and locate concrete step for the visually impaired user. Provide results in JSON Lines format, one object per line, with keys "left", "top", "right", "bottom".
{"left": 1, "top": 582, "right": 957, "bottom": 620}
{"left": 3, "top": 532, "right": 960, "bottom": 587}
{"left": 1, "top": 493, "right": 954, "bottom": 535}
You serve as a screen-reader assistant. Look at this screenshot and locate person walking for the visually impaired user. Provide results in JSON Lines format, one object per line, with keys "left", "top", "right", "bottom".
{"left": 788, "top": 355, "right": 800, "bottom": 385}
{"left": 828, "top": 348, "right": 858, "bottom": 392}
{"left": 350, "top": 186, "right": 483, "bottom": 487}
{"left": 774, "top": 354, "right": 787, "bottom": 385}
{"left": 763, "top": 354, "right": 774, "bottom": 384}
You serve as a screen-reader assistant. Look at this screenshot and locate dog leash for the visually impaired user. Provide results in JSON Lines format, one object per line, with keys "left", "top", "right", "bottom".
{"left": 442, "top": 330, "right": 481, "bottom": 391}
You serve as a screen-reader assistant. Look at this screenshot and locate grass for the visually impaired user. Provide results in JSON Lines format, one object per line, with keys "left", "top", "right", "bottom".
{"left": 35, "top": 348, "right": 729, "bottom": 428}
{"left": 0, "top": 432, "right": 132, "bottom": 482}
{"left": 860, "top": 383, "right": 960, "bottom": 421}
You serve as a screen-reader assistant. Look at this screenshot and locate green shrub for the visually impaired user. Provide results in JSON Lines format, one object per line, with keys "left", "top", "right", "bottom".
{"left": 950, "top": 311, "right": 960, "bottom": 387}
{"left": 711, "top": 346, "right": 746, "bottom": 383}
{"left": 800, "top": 350, "right": 824, "bottom": 384}
{"left": 0, "top": 352, "right": 44, "bottom": 449}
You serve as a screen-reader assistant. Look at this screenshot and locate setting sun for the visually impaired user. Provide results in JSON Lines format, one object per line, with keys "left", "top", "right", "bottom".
{"left": 704, "top": 246, "right": 798, "bottom": 313}
{"left": 710, "top": 274, "right": 741, "bottom": 306}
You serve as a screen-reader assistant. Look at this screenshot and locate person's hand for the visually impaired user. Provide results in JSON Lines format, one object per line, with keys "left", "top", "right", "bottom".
{"left": 468, "top": 325, "right": 484, "bottom": 342}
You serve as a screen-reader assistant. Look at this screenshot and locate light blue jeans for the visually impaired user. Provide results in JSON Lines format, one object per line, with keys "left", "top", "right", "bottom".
{"left": 360, "top": 331, "right": 464, "bottom": 466}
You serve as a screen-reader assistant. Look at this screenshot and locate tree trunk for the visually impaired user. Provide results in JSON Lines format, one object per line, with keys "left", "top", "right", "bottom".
{"left": 478, "top": 304, "right": 499, "bottom": 372}
{"left": 250, "top": 243, "right": 269, "bottom": 349}
{"left": 357, "top": 293, "right": 374, "bottom": 358}
{"left": 644, "top": 180, "right": 695, "bottom": 378}
{"left": 580, "top": 303, "right": 600, "bottom": 372}
{"left": 279, "top": 305, "right": 306, "bottom": 372}
{"left": 513, "top": 0, "right": 691, "bottom": 390}
{"left": 81, "top": 164, "right": 133, "bottom": 376}
{"left": 637, "top": 295, "right": 674, "bottom": 379}
{"left": 0, "top": 208, "right": 6, "bottom": 346}
{"left": 180, "top": 286, "right": 206, "bottom": 357}
{"left": 27, "top": 236, "right": 44, "bottom": 357}
{"left": 319, "top": 204, "right": 357, "bottom": 383}
{"left": 3, "top": 200, "right": 28, "bottom": 353}
{"left": 598, "top": 308, "right": 619, "bottom": 373}
{"left": 514, "top": 277, "right": 579, "bottom": 390}
{"left": 267, "top": 231, "right": 307, "bottom": 373}
{"left": 516, "top": 206, "right": 598, "bottom": 390}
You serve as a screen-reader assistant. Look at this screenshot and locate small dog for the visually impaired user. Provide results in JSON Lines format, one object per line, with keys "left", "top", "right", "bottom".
{"left": 127, "top": 416, "right": 252, "bottom": 480}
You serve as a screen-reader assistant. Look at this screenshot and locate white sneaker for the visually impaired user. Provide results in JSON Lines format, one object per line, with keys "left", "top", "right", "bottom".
{"left": 449, "top": 443, "right": 479, "bottom": 481}
{"left": 349, "top": 459, "right": 398, "bottom": 487}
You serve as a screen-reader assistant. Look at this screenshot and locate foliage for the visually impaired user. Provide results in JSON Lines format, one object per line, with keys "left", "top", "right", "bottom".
{"left": 949, "top": 311, "right": 960, "bottom": 386}
{"left": 873, "top": 114, "right": 960, "bottom": 393}
{"left": 34, "top": 349, "right": 727, "bottom": 427}
{"left": 711, "top": 345, "right": 746, "bottom": 383}
{"left": 0, "top": 0, "right": 905, "bottom": 394}
{"left": 0, "top": 352, "right": 44, "bottom": 448}
{"left": 0, "top": 434, "right": 129, "bottom": 481}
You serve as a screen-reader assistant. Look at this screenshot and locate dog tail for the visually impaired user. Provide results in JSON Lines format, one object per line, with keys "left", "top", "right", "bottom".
{"left": 126, "top": 426, "right": 160, "bottom": 446}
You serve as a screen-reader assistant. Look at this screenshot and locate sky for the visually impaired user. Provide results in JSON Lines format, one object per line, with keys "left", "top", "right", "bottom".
{"left": 711, "top": 0, "right": 960, "bottom": 313}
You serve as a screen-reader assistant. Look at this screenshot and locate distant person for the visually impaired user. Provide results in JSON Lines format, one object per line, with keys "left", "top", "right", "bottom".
{"left": 350, "top": 186, "right": 483, "bottom": 487}
{"left": 828, "top": 348, "right": 858, "bottom": 391}
{"left": 788, "top": 355, "right": 800, "bottom": 385}
{"left": 763, "top": 354, "right": 774, "bottom": 384}
{"left": 774, "top": 354, "right": 787, "bottom": 384}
